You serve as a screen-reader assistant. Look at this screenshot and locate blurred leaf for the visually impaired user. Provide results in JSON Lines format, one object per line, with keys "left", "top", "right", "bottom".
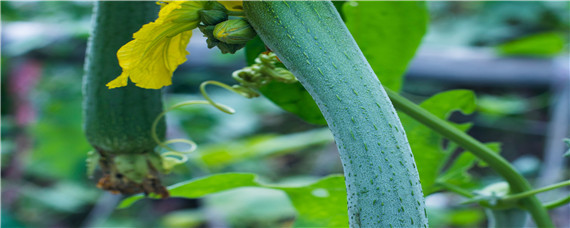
{"left": 245, "top": 37, "right": 326, "bottom": 125}
{"left": 449, "top": 208, "right": 486, "bottom": 226}
{"left": 1, "top": 210, "right": 25, "bottom": 228}
{"left": 205, "top": 188, "right": 296, "bottom": 227}
{"left": 28, "top": 96, "right": 91, "bottom": 181}
{"left": 427, "top": 206, "right": 485, "bottom": 227}
{"left": 282, "top": 175, "right": 348, "bottom": 227}
{"left": 119, "top": 173, "right": 348, "bottom": 227}
{"left": 437, "top": 142, "right": 501, "bottom": 188}
{"left": 161, "top": 210, "right": 206, "bottom": 228}
{"left": 244, "top": 36, "right": 266, "bottom": 66}
{"left": 477, "top": 94, "right": 529, "bottom": 115}
{"left": 474, "top": 142, "right": 501, "bottom": 167}
{"left": 485, "top": 208, "right": 529, "bottom": 228}
{"left": 496, "top": 32, "right": 565, "bottom": 57}
{"left": 344, "top": 1, "right": 428, "bottom": 92}
{"left": 399, "top": 90, "right": 478, "bottom": 195}
{"left": 19, "top": 182, "right": 99, "bottom": 212}
{"left": 196, "top": 128, "right": 333, "bottom": 169}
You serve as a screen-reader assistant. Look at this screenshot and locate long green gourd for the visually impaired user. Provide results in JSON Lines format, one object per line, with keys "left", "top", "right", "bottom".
{"left": 244, "top": 1, "right": 427, "bottom": 227}
{"left": 83, "top": 2, "right": 167, "bottom": 196}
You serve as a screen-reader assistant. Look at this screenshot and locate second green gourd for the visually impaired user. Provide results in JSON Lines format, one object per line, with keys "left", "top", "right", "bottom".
{"left": 245, "top": 1, "right": 427, "bottom": 227}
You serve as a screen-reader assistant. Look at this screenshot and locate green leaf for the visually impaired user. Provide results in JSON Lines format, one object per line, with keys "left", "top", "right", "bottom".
{"left": 244, "top": 36, "right": 266, "bottom": 66}
{"left": 427, "top": 207, "right": 485, "bottom": 228}
{"left": 244, "top": 37, "right": 326, "bottom": 125}
{"left": 119, "top": 173, "right": 349, "bottom": 227}
{"left": 343, "top": 1, "right": 428, "bottom": 92}
{"left": 196, "top": 128, "right": 333, "bottom": 169}
{"left": 28, "top": 99, "right": 92, "bottom": 181}
{"left": 398, "top": 90, "right": 478, "bottom": 195}
{"left": 437, "top": 142, "right": 501, "bottom": 188}
{"left": 258, "top": 82, "right": 326, "bottom": 125}
{"left": 496, "top": 32, "right": 565, "bottom": 57}
{"left": 203, "top": 188, "right": 296, "bottom": 227}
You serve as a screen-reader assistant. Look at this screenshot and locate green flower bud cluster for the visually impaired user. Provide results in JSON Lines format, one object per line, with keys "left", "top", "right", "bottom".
{"left": 231, "top": 52, "right": 297, "bottom": 98}
{"left": 213, "top": 19, "right": 257, "bottom": 45}
{"left": 198, "top": 1, "right": 227, "bottom": 25}
{"left": 198, "top": 1, "right": 256, "bottom": 54}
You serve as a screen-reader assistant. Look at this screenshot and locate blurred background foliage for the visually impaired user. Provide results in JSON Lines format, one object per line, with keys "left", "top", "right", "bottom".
{"left": 1, "top": 1, "right": 569, "bottom": 228}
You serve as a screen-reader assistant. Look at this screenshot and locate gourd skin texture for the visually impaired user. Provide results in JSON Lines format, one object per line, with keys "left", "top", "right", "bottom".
{"left": 244, "top": 1, "right": 427, "bottom": 227}
{"left": 83, "top": 2, "right": 165, "bottom": 155}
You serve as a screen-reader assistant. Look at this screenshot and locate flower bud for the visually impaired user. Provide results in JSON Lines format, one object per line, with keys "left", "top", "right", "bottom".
{"left": 204, "top": 1, "right": 227, "bottom": 12}
{"left": 213, "top": 19, "right": 256, "bottom": 45}
{"left": 199, "top": 9, "right": 227, "bottom": 25}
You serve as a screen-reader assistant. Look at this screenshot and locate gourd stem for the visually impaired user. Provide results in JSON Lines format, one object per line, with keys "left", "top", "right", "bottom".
{"left": 544, "top": 195, "right": 570, "bottom": 210}
{"left": 385, "top": 88, "right": 554, "bottom": 227}
{"left": 502, "top": 180, "right": 570, "bottom": 202}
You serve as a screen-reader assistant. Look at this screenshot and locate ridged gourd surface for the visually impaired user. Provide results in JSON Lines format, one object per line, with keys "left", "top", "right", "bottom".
{"left": 244, "top": 1, "right": 428, "bottom": 227}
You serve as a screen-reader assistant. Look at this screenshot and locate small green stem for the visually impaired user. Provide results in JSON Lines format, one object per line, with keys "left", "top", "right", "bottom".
{"left": 436, "top": 181, "right": 474, "bottom": 198}
{"left": 503, "top": 180, "right": 570, "bottom": 202}
{"left": 200, "top": 80, "right": 238, "bottom": 114}
{"left": 151, "top": 100, "right": 208, "bottom": 152}
{"left": 385, "top": 88, "right": 554, "bottom": 227}
{"left": 544, "top": 195, "right": 570, "bottom": 210}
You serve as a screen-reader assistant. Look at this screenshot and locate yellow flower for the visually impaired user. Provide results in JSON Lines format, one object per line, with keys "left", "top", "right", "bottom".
{"left": 106, "top": 0, "right": 244, "bottom": 89}
{"left": 107, "top": 1, "right": 206, "bottom": 89}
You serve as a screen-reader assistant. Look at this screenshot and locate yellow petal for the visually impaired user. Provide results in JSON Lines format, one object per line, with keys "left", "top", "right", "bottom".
{"left": 107, "top": 1, "right": 206, "bottom": 89}
{"left": 129, "top": 30, "right": 192, "bottom": 89}
{"left": 219, "top": 1, "right": 243, "bottom": 11}
{"left": 106, "top": 72, "right": 129, "bottom": 89}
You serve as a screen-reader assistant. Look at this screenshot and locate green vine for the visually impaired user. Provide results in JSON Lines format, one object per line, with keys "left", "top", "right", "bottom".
{"left": 385, "top": 88, "right": 555, "bottom": 227}
{"left": 150, "top": 52, "right": 297, "bottom": 172}
{"left": 544, "top": 195, "right": 570, "bottom": 210}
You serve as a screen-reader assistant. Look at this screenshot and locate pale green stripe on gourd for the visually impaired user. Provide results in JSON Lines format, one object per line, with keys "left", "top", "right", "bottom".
{"left": 244, "top": 1, "right": 427, "bottom": 227}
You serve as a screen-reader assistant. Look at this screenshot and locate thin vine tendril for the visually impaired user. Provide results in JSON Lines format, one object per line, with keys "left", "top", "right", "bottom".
{"left": 151, "top": 52, "right": 296, "bottom": 172}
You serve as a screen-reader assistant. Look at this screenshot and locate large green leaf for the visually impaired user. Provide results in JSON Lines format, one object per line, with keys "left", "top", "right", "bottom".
{"left": 398, "top": 90, "right": 478, "bottom": 195}
{"left": 343, "top": 1, "right": 428, "bottom": 92}
{"left": 119, "top": 173, "right": 349, "bottom": 227}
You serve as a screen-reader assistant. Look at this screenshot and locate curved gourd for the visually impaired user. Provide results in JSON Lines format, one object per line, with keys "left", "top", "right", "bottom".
{"left": 244, "top": 1, "right": 427, "bottom": 227}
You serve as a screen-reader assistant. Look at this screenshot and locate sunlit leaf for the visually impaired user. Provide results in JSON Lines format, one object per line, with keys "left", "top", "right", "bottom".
{"left": 427, "top": 206, "right": 485, "bottom": 228}
{"left": 496, "top": 32, "right": 565, "bottom": 57}
{"left": 344, "top": 1, "right": 428, "bottom": 92}
{"left": 204, "top": 188, "right": 296, "bottom": 227}
{"left": 119, "top": 173, "right": 349, "bottom": 227}
{"left": 398, "top": 90, "right": 478, "bottom": 195}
